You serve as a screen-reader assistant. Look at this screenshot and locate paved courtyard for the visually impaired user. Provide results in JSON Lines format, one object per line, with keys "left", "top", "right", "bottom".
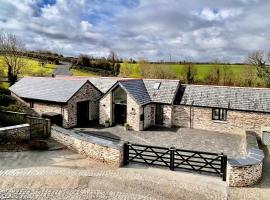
{"left": 0, "top": 149, "right": 227, "bottom": 200}
{"left": 73, "top": 125, "right": 246, "bottom": 159}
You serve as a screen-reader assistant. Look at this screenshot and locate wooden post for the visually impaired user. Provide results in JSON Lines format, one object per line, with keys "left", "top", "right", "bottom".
{"left": 221, "top": 154, "right": 227, "bottom": 181}
{"left": 123, "top": 142, "right": 130, "bottom": 165}
{"left": 170, "top": 147, "right": 175, "bottom": 171}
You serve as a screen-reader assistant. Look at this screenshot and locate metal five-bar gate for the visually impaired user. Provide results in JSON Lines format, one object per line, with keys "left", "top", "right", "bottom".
{"left": 123, "top": 143, "right": 227, "bottom": 181}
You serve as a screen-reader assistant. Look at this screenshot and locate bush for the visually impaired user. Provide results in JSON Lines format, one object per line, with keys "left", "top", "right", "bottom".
{"left": 0, "top": 94, "right": 15, "bottom": 106}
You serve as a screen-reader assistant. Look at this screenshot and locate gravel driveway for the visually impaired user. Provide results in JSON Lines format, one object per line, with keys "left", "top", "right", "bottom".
{"left": 0, "top": 149, "right": 227, "bottom": 200}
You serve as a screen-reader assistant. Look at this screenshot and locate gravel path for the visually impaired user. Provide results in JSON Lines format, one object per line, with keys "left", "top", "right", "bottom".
{"left": 0, "top": 150, "right": 227, "bottom": 200}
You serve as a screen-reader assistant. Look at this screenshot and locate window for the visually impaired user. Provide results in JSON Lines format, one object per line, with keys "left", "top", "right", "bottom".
{"left": 212, "top": 108, "right": 227, "bottom": 121}
{"left": 30, "top": 101, "right": 34, "bottom": 108}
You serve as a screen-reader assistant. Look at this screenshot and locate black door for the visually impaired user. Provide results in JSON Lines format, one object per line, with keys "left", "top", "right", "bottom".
{"left": 155, "top": 104, "right": 163, "bottom": 125}
{"left": 114, "top": 104, "right": 127, "bottom": 124}
{"left": 77, "top": 101, "right": 89, "bottom": 125}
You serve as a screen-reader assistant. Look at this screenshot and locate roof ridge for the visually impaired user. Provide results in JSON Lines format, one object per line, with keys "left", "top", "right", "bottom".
{"left": 183, "top": 84, "right": 270, "bottom": 90}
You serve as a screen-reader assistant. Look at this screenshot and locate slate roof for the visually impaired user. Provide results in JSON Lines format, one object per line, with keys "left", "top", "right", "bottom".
{"left": 143, "top": 79, "right": 180, "bottom": 104}
{"left": 88, "top": 77, "right": 120, "bottom": 93}
{"left": 119, "top": 79, "right": 151, "bottom": 105}
{"left": 9, "top": 77, "right": 88, "bottom": 103}
{"left": 180, "top": 84, "right": 270, "bottom": 113}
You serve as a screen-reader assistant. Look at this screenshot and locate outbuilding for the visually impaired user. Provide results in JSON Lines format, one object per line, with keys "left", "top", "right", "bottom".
{"left": 9, "top": 77, "right": 102, "bottom": 128}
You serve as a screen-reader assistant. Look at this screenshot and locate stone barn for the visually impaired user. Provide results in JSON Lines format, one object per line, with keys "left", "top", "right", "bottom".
{"left": 9, "top": 77, "right": 102, "bottom": 128}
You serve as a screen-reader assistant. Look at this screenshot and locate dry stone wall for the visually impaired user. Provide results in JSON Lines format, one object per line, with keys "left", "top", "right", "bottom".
{"left": 227, "top": 132, "right": 264, "bottom": 187}
{"left": 51, "top": 125, "right": 124, "bottom": 167}
{"left": 0, "top": 124, "right": 30, "bottom": 143}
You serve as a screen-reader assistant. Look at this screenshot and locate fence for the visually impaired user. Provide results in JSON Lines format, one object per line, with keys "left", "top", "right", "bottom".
{"left": 124, "top": 143, "right": 227, "bottom": 181}
{"left": 0, "top": 110, "right": 51, "bottom": 139}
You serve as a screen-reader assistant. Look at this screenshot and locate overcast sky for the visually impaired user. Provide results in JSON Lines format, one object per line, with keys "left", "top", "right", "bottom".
{"left": 0, "top": 0, "right": 269, "bottom": 62}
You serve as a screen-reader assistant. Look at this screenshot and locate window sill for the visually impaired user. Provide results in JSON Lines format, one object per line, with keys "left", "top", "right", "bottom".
{"left": 212, "top": 120, "right": 227, "bottom": 124}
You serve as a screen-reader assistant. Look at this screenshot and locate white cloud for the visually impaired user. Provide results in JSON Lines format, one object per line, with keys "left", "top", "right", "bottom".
{"left": 0, "top": 0, "right": 269, "bottom": 62}
{"left": 194, "top": 8, "right": 242, "bottom": 21}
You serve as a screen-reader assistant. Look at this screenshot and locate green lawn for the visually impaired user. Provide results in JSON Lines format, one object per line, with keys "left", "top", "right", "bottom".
{"left": 0, "top": 56, "right": 55, "bottom": 77}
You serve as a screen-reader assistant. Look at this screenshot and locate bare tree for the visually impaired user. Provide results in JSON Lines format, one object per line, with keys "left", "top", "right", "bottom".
{"left": 247, "top": 50, "right": 270, "bottom": 86}
{"left": 247, "top": 50, "right": 266, "bottom": 67}
{"left": 0, "top": 33, "right": 26, "bottom": 85}
{"left": 107, "top": 50, "right": 119, "bottom": 75}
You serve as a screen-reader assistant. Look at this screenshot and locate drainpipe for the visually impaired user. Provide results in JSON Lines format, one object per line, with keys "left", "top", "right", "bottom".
{"left": 142, "top": 106, "right": 144, "bottom": 130}
{"left": 189, "top": 101, "right": 194, "bottom": 128}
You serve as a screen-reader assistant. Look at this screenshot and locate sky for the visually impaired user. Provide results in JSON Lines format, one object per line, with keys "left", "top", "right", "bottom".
{"left": 0, "top": 0, "right": 269, "bottom": 62}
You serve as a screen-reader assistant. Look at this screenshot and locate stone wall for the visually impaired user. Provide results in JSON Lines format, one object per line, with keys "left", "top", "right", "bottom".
{"left": 51, "top": 125, "right": 123, "bottom": 167}
{"left": 173, "top": 105, "right": 270, "bottom": 136}
{"left": 99, "top": 92, "right": 112, "bottom": 125}
{"left": 0, "top": 124, "right": 30, "bottom": 143}
{"left": 127, "top": 95, "right": 142, "bottom": 131}
{"left": 228, "top": 162, "right": 262, "bottom": 187}
{"left": 227, "top": 132, "right": 264, "bottom": 187}
{"left": 163, "top": 105, "right": 172, "bottom": 127}
{"left": 143, "top": 104, "right": 155, "bottom": 129}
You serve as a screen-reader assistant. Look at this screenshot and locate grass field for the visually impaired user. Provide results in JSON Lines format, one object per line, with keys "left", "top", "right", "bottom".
{"left": 71, "top": 68, "right": 96, "bottom": 77}
{"left": 120, "top": 63, "right": 256, "bottom": 79}
{"left": 0, "top": 56, "right": 55, "bottom": 77}
{"left": 119, "top": 63, "right": 264, "bottom": 84}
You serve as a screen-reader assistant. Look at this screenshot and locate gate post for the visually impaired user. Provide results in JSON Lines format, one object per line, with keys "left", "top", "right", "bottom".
{"left": 169, "top": 147, "right": 175, "bottom": 171}
{"left": 221, "top": 154, "right": 227, "bottom": 181}
{"left": 123, "top": 142, "right": 130, "bottom": 165}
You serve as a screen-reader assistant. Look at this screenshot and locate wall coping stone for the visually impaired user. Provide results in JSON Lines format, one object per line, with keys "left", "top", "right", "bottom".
{"left": 0, "top": 124, "right": 30, "bottom": 132}
{"left": 228, "top": 132, "right": 264, "bottom": 167}
{"left": 51, "top": 125, "right": 124, "bottom": 150}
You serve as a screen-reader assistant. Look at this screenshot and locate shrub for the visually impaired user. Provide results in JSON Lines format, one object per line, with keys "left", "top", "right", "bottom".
{"left": 0, "top": 94, "right": 15, "bottom": 106}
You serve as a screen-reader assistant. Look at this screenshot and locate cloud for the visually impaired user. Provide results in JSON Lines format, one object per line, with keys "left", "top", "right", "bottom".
{"left": 194, "top": 8, "right": 242, "bottom": 21}
{"left": 0, "top": 0, "right": 269, "bottom": 62}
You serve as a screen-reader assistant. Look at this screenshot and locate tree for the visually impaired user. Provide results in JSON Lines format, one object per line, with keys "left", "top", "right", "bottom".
{"left": 0, "top": 33, "right": 26, "bottom": 85}
{"left": 182, "top": 63, "right": 197, "bottom": 84}
{"left": 247, "top": 50, "right": 270, "bottom": 86}
{"left": 205, "top": 65, "right": 221, "bottom": 85}
{"left": 242, "top": 66, "right": 255, "bottom": 87}
{"left": 107, "top": 50, "right": 119, "bottom": 75}
{"left": 222, "top": 65, "right": 234, "bottom": 86}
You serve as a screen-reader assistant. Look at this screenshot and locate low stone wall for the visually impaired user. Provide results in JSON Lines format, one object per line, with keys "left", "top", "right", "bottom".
{"left": 51, "top": 126, "right": 124, "bottom": 167}
{"left": 228, "top": 132, "right": 264, "bottom": 187}
{"left": 0, "top": 124, "right": 30, "bottom": 143}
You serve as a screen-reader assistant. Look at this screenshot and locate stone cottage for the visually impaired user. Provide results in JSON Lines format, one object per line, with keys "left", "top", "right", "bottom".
{"left": 9, "top": 76, "right": 270, "bottom": 136}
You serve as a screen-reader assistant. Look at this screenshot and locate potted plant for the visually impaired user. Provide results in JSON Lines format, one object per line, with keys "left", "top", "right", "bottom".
{"left": 105, "top": 119, "right": 110, "bottom": 128}
{"left": 124, "top": 123, "right": 129, "bottom": 131}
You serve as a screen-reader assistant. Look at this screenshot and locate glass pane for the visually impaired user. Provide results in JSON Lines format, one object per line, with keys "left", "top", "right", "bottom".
{"left": 113, "top": 87, "right": 127, "bottom": 104}
{"left": 213, "top": 109, "right": 219, "bottom": 120}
